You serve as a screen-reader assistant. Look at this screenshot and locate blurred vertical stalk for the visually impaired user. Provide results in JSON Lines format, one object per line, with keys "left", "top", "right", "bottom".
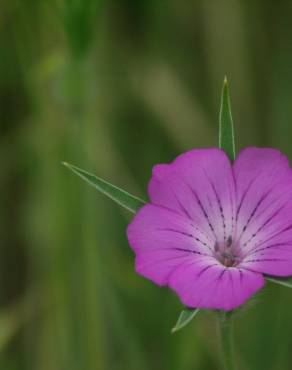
{"left": 62, "top": 51, "right": 106, "bottom": 370}
{"left": 217, "top": 311, "right": 236, "bottom": 370}
{"left": 31, "top": 1, "right": 108, "bottom": 369}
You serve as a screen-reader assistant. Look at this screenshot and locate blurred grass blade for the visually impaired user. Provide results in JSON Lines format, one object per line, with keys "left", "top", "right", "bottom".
{"left": 219, "top": 77, "right": 235, "bottom": 161}
{"left": 63, "top": 162, "right": 146, "bottom": 213}
{"left": 0, "top": 289, "right": 38, "bottom": 352}
{"left": 171, "top": 308, "right": 199, "bottom": 333}
{"left": 266, "top": 276, "right": 292, "bottom": 288}
{"left": 0, "top": 306, "right": 21, "bottom": 352}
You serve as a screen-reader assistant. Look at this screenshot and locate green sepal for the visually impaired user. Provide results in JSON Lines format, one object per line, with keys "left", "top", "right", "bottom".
{"left": 171, "top": 308, "right": 200, "bottom": 333}
{"left": 63, "top": 162, "right": 146, "bottom": 213}
{"left": 219, "top": 77, "right": 235, "bottom": 161}
{"left": 265, "top": 276, "right": 292, "bottom": 288}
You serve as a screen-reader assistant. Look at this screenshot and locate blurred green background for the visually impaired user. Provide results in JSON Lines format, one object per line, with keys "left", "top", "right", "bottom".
{"left": 1, "top": 1, "right": 292, "bottom": 369}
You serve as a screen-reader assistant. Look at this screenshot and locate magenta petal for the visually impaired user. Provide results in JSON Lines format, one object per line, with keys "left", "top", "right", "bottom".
{"left": 233, "top": 148, "right": 292, "bottom": 247}
{"left": 127, "top": 204, "right": 214, "bottom": 286}
{"left": 240, "top": 232, "right": 292, "bottom": 276}
{"left": 233, "top": 148, "right": 292, "bottom": 275}
{"left": 148, "top": 149, "right": 236, "bottom": 243}
{"left": 127, "top": 146, "right": 292, "bottom": 310}
{"left": 169, "top": 260, "right": 264, "bottom": 311}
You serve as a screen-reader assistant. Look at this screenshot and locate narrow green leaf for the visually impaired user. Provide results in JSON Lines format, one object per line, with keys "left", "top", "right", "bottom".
{"left": 219, "top": 77, "right": 235, "bottom": 161}
{"left": 266, "top": 276, "right": 292, "bottom": 288}
{"left": 171, "top": 308, "right": 199, "bottom": 333}
{"left": 63, "top": 162, "right": 146, "bottom": 213}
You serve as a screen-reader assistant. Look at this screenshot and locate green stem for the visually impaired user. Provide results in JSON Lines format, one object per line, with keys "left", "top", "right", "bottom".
{"left": 218, "top": 311, "right": 236, "bottom": 370}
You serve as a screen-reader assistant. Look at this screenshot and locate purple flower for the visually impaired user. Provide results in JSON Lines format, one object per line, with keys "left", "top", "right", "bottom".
{"left": 127, "top": 148, "right": 292, "bottom": 311}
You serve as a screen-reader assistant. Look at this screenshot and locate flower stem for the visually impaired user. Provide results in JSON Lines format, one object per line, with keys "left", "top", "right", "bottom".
{"left": 217, "top": 311, "right": 236, "bottom": 370}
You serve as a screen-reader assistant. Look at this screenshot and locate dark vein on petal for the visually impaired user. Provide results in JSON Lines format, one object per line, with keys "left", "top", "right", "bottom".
{"left": 218, "top": 268, "right": 227, "bottom": 280}
{"left": 184, "top": 182, "right": 217, "bottom": 239}
{"left": 173, "top": 192, "right": 193, "bottom": 220}
{"left": 254, "top": 188, "right": 292, "bottom": 222}
{"left": 246, "top": 242, "right": 292, "bottom": 257}
{"left": 236, "top": 178, "right": 256, "bottom": 222}
{"left": 173, "top": 248, "right": 210, "bottom": 256}
{"left": 241, "top": 203, "right": 287, "bottom": 249}
{"left": 244, "top": 258, "right": 286, "bottom": 263}
{"left": 157, "top": 228, "right": 193, "bottom": 238}
{"left": 203, "top": 170, "right": 227, "bottom": 241}
{"left": 238, "top": 189, "right": 271, "bottom": 241}
{"left": 166, "top": 256, "right": 215, "bottom": 283}
{"left": 239, "top": 265, "right": 259, "bottom": 274}
{"left": 190, "top": 223, "right": 214, "bottom": 244}
{"left": 242, "top": 226, "right": 292, "bottom": 255}
{"left": 144, "top": 247, "right": 210, "bottom": 257}
{"left": 171, "top": 188, "right": 214, "bottom": 244}
{"left": 238, "top": 268, "right": 244, "bottom": 283}
{"left": 197, "top": 263, "right": 219, "bottom": 277}
{"left": 157, "top": 227, "right": 213, "bottom": 253}
{"left": 138, "top": 254, "right": 191, "bottom": 269}
{"left": 228, "top": 181, "right": 236, "bottom": 238}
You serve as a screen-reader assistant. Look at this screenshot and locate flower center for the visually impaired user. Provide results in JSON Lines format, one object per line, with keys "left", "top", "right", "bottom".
{"left": 213, "top": 237, "right": 240, "bottom": 267}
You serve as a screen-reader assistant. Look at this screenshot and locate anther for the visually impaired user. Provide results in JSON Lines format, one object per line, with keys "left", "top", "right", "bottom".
{"left": 214, "top": 241, "right": 219, "bottom": 252}
{"left": 226, "top": 236, "right": 232, "bottom": 247}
